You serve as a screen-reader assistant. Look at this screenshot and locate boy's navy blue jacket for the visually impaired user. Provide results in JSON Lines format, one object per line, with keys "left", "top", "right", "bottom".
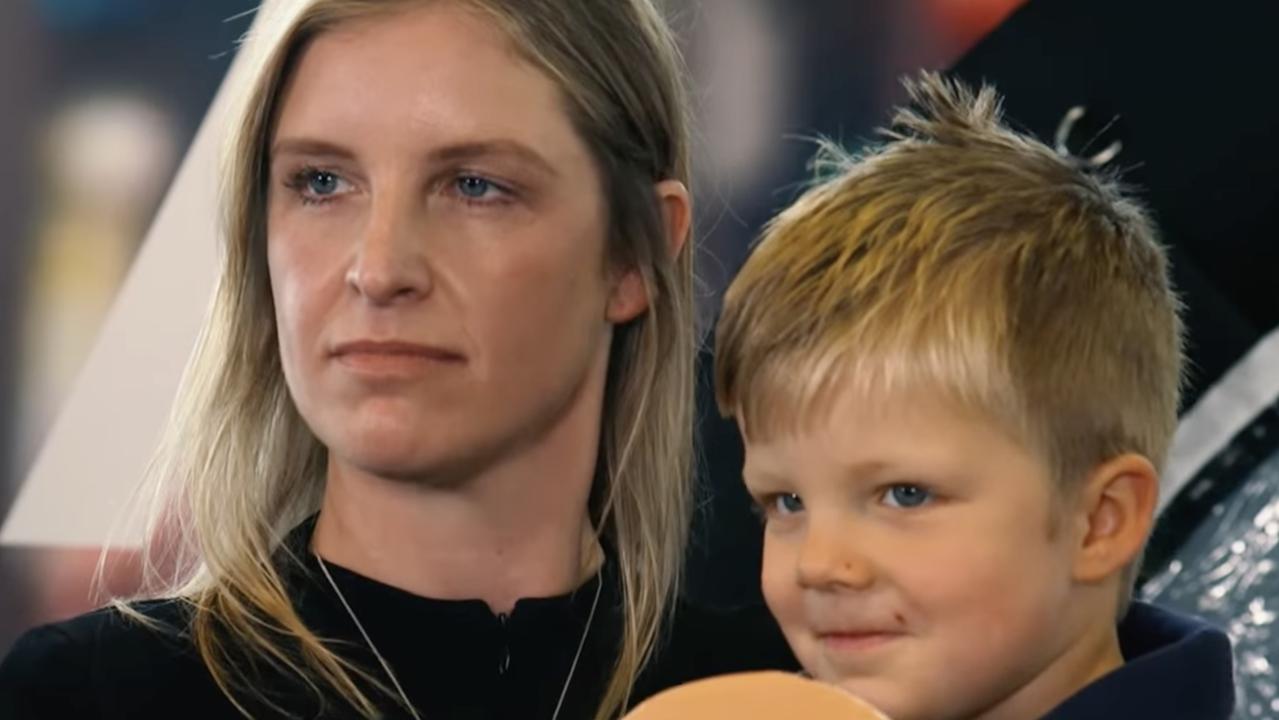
{"left": 1043, "top": 601, "right": 1234, "bottom": 719}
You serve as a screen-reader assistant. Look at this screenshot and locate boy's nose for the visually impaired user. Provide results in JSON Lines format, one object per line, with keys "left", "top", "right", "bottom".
{"left": 795, "top": 520, "right": 876, "bottom": 591}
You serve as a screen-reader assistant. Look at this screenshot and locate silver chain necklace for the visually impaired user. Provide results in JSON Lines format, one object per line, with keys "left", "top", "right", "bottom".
{"left": 316, "top": 555, "right": 603, "bottom": 720}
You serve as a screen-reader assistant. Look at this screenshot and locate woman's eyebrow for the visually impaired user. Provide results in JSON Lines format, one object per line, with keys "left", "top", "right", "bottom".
{"left": 427, "top": 139, "right": 559, "bottom": 178}
{"left": 270, "top": 137, "right": 356, "bottom": 161}
{"left": 268, "top": 137, "right": 559, "bottom": 179}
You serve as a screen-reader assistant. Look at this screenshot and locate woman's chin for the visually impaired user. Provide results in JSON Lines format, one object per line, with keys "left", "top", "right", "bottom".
{"left": 329, "top": 432, "right": 495, "bottom": 489}
{"left": 326, "top": 434, "right": 443, "bottom": 481}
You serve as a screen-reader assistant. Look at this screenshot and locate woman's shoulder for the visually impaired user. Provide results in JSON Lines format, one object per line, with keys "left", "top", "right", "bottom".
{"left": 5, "top": 599, "right": 195, "bottom": 665}
{"left": 0, "top": 600, "right": 213, "bottom": 719}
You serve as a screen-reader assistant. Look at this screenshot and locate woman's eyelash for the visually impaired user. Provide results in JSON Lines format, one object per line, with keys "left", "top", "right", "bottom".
{"left": 279, "top": 167, "right": 516, "bottom": 208}
{"left": 446, "top": 173, "right": 515, "bottom": 206}
{"left": 283, "top": 166, "right": 344, "bottom": 206}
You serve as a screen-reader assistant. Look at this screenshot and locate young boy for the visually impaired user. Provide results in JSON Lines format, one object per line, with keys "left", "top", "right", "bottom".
{"left": 713, "top": 73, "right": 1235, "bottom": 720}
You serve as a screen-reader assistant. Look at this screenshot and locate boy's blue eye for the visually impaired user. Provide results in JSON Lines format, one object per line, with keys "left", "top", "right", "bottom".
{"left": 882, "top": 484, "right": 932, "bottom": 509}
{"left": 773, "top": 493, "right": 804, "bottom": 515}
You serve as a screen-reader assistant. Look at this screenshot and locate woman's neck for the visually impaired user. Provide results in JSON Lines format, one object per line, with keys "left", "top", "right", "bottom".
{"left": 312, "top": 454, "right": 603, "bottom": 614}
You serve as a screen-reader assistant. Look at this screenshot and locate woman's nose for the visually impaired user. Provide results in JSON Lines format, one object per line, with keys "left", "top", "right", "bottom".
{"left": 346, "top": 193, "right": 433, "bottom": 305}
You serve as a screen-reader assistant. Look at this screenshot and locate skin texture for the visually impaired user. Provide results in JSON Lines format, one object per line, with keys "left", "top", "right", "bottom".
{"left": 622, "top": 671, "right": 890, "bottom": 720}
{"left": 742, "top": 384, "right": 1156, "bottom": 720}
{"left": 265, "top": 2, "right": 689, "bottom": 613}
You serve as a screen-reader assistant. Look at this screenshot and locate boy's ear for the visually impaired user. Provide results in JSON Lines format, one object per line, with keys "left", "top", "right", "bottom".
{"left": 1070, "top": 453, "right": 1160, "bottom": 584}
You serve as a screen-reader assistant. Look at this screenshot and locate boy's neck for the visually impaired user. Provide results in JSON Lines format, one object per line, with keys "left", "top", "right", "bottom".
{"left": 973, "top": 618, "right": 1125, "bottom": 720}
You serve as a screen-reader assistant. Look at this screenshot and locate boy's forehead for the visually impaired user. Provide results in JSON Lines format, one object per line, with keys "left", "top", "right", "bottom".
{"left": 738, "top": 381, "right": 925, "bottom": 467}
{"left": 739, "top": 374, "right": 1046, "bottom": 479}
{"left": 738, "top": 369, "right": 951, "bottom": 443}
{"left": 733, "top": 339, "right": 997, "bottom": 439}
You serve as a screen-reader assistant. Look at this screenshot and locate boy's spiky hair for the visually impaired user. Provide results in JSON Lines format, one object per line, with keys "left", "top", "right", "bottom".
{"left": 714, "top": 72, "right": 1183, "bottom": 606}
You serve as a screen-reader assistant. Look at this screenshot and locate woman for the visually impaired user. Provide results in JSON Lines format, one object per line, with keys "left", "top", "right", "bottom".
{"left": 0, "top": 1, "right": 795, "bottom": 718}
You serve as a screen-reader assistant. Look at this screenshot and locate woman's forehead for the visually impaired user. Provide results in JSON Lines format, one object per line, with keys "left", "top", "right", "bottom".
{"left": 271, "top": 3, "right": 583, "bottom": 168}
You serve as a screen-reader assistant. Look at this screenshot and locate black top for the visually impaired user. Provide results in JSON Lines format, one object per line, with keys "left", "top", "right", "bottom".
{"left": 0, "top": 518, "right": 797, "bottom": 719}
{"left": 1043, "top": 602, "right": 1235, "bottom": 720}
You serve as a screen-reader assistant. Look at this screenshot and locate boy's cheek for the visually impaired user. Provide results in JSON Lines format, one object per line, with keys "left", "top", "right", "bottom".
{"left": 760, "top": 536, "right": 804, "bottom": 629}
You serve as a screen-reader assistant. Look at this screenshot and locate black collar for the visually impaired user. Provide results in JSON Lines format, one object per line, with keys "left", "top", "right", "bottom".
{"left": 1042, "top": 602, "right": 1235, "bottom": 719}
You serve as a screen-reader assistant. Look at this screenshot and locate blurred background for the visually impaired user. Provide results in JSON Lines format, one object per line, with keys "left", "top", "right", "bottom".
{"left": 0, "top": 0, "right": 250, "bottom": 641}
{"left": 1, "top": 0, "right": 1276, "bottom": 716}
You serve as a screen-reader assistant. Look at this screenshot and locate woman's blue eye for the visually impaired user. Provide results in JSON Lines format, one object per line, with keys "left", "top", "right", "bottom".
{"left": 306, "top": 170, "right": 340, "bottom": 196}
{"left": 773, "top": 493, "right": 804, "bottom": 516}
{"left": 883, "top": 484, "right": 932, "bottom": 509}
{"left": 286, "top": 168, "right": 348, "bottom": 204}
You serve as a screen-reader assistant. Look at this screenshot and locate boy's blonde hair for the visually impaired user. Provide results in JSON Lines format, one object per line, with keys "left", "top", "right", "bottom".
{"left": 715, "top": 73, "right": 1183, "bottom": 602}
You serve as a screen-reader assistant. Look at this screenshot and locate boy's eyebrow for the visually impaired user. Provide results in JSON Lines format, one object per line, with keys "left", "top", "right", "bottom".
{"left": 742, "top": 458, "right": 896, "bottom": 485}
{"left": 838, "top": 460, "right": 893, "bottom": 478}
{"left": 741, "top": 467, "right": 789, "bottom": 491}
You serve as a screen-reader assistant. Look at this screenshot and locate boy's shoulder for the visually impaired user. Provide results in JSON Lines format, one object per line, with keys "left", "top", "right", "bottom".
{"left": 1043, "top": 601, "right": 1234, "bottom": 720}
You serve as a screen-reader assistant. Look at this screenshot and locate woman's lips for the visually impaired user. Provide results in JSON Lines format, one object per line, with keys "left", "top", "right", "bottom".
{"left": 331, "top": 339, "right": 465, "bottom": 377}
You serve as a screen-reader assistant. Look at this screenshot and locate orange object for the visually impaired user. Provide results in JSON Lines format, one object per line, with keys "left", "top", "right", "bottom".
{"left": 927, "top": 0, "right": 1028, "bottom": 53}
{"left": 624, "top": 671, "right": 891, "bottom": 720}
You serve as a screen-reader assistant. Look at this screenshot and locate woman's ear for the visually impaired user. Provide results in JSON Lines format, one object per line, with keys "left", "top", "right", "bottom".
{"left": 655, "top": 179, "right": 692, "bottom": 259}
{"left": 1070, "top": 453, "right": 1160, "bottom": 584}
{"left": 606, "top": 179, "right": 691, "bottom": 323}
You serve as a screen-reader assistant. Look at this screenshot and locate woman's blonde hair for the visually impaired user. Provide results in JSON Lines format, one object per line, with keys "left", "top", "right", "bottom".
{"left": 116, "top": 1, "right": 695, "bottom": 718}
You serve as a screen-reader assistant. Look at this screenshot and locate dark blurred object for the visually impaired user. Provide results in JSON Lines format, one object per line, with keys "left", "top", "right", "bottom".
{"left": 950, "top": 0, "right": 1278, "bottom": 411}
{"left": 0, "top": 0, "right": 46, "bottom": 658}
{"left": 689, "top": 344, "right": 762, "bottom": 609}
{"left": 36, "top": 0, "right": 180, "bottom": 31}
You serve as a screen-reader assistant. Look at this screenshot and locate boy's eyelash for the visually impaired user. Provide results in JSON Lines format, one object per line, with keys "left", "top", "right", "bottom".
{"left": 878, "top": 482, "right": 938, "bottom": 509}
{"left": 747, "top": 485, "right": 937, "bottom": 521}
{"left": 749, "top": 492, "right": 804, "bottom": 524}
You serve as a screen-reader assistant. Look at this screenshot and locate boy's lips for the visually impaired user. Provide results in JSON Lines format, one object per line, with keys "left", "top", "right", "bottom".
{"left": 817, "top": 630, "right": 904, "bottom": 652}
{"left": 811, "top": 621, "right": 907, "bottom": 655}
